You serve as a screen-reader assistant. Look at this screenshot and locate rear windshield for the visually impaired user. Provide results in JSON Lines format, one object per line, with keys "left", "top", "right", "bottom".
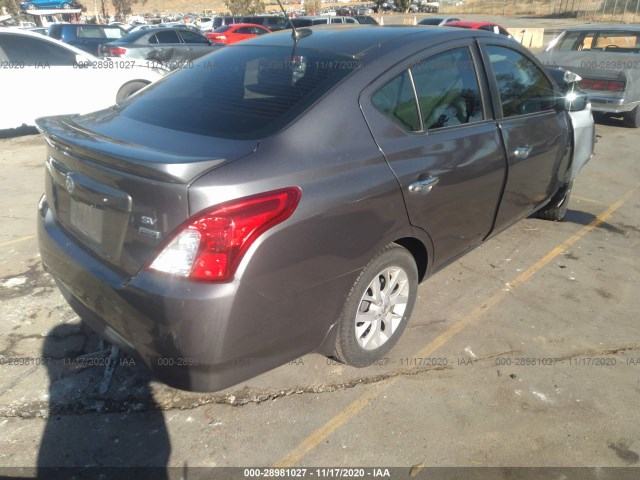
{"left": 120, "top": 45, "right": 361, "bottom": 139}
{"left": 213, "top": 25, "right": 232, "bottom": 33}
{"left": 553, "top": 30, "right": 640, "bottom": 53}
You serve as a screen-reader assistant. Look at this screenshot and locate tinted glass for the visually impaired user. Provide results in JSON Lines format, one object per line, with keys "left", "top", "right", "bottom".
{"left": 419, "top": 18, "right": 442, "bottom": 25}
{"left": 487, "top": 45, "right": 556, "bottom": 117}
{"left": 214, "top": 25, "right": 232, "bottom": 33}
{"left": 371, "top": 70, "right": 420, "bottom": 131}
{"left": 120, "top": 46, "right": 360, "bottom": 139}
{"left": 77, "top": 26, "right": 104, "bottom": 38}
{"left": 150, "top": 29, "right": 181, "bottom": 44}
{"left": 0, "top": 34, "right": 75, "bottom": 66}
{"left": 411, "top": 47, "right": 483, "bottom": 130}
{"left": 179, "top": 30, "right": 208, "bottom": 43}
{"left": 267, "top": 17, "right": 284, "bottom": 26}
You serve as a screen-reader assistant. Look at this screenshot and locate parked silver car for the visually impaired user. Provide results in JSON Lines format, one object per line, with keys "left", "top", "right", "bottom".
{"left": 537, "top": 24, "right": 640, "bottom": 127}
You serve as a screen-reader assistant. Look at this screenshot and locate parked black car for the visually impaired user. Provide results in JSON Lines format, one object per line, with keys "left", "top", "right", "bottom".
{"left": 211, "top": 15, "right": 242, "bottom": 29}
{"left": 99, "top": 27, "right": 222, "bottom": 69}
{"left": 48, "top": 23, "right": 127, "bottom": 56}
{"left": 37, "top": 27, "right": 593, "bottom": 392}
{"left": 240, "top": 15, "right": 290, "bottom": 31}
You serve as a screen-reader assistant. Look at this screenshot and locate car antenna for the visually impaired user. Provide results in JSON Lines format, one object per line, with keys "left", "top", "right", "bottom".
{"left": 276, "top": 0, "right": 312, "bottom": 40}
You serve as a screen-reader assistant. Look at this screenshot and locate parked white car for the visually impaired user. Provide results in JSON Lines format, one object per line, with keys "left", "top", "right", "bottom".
{"left": 0, "top": 29, "right": 166, "bottom": 130}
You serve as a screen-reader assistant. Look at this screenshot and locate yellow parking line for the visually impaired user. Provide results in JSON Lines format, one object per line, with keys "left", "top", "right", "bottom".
{"left": 273, "top": 187, "right": 637, "bottom": 468}
{"left": 0, "top": 235, "right": 35, "bottom": 248}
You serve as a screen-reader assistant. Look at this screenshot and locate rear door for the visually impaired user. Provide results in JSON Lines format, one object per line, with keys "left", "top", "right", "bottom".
{"left": 361, "top": 40, "right": 508, "bottom": 268}
{"left": 177, "top": 29, "right": 215, "bottom": 61}
{"left": 479, "top": 41, "right": 570, "bottom": 232}
{"left": 146, "top": 29, "right": 187, "bottom": 66}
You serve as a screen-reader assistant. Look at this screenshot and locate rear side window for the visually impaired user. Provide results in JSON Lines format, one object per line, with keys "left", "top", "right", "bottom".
{"left": 371, "top": 47, "right": 483, "bottom": 132}
{"left": 486, "top": 45, "right": 556, "bottom": 117}
{"left": 372, "top": 71, "right": 420, "bottom": 131}
{"left": 120, "top": 46, "right": 361, "bottom": 139}
{"left": 0, "top": 34, "right": 75, "bottom": 66}
{"left": 149, "top": 29, "right": 181, "bottom": 44}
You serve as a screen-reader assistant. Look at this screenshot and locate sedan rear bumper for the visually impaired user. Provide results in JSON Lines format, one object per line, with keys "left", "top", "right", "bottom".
{"left": 589, "top": 96, "right": 640, "bottom": 114}
{"left": 38, "top": 196, "right": 339, "bottom": 392}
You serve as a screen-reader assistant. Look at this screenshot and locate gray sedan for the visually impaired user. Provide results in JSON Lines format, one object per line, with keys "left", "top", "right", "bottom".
{"left": 37, "top": 27, "right": 593, "bottom": 392}
{"left": 537, "top": 24, "right": 640, "bottom": 127}
{"left": 99, "top": 27, "right": 222, "bottom": 69}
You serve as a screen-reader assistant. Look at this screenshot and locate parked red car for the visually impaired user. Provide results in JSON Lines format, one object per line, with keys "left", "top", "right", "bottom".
{"left": 205, "top": 23, "right": 271, "bottom": 44}
{"left": 445, "top": 21, "right": 511, "bottom": 37}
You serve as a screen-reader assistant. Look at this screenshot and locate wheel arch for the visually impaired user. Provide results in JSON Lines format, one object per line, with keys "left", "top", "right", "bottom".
{"left": 393, "top": 236, "right": 428, "bottom": 282}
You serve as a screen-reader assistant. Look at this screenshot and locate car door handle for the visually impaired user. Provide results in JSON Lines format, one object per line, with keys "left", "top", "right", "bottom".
{"left": 514, "top": 145, "right": 533, "bottom": 159}
{"left": 408, "top": 176, "right": 439, "bottom": 195}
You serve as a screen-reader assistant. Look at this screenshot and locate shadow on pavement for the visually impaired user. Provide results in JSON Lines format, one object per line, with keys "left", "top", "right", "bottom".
{"left": 34, "top": 324, "right": 171, "bottom": 479}
{"left": 564, "top": 209, "right": 628, "bottom": 235}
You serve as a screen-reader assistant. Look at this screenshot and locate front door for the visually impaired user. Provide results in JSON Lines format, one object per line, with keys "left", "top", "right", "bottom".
{"left": 479, "top": 42, "right": 570, "bottom": 231}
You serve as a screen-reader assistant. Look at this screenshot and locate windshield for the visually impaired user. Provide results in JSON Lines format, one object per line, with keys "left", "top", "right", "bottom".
{"left": 120, "top": 45, "right": 362, "bottom": 139}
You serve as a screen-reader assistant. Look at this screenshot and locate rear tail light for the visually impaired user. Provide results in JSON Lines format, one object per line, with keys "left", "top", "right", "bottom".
{"left": 109, "top": 46, "right": 128, "bottom": 57}
{"left": 580, "top": 78, "right": 625, "bottom": 92}
{"left": 148, "top": 187, "right": 301, "bottom": 282}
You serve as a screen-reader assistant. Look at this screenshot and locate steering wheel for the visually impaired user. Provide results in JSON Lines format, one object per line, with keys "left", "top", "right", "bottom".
{"left": 604, "top": 44, "right": 622, "bottom": 50}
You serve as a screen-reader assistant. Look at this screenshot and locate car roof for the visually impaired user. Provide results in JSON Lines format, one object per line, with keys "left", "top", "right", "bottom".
{"left": 238, "top": 25, "right": 503, "bottom": 58}
{"left": 228, "top": 23, "right": 269, "bottom": 28}
{"left": 119, "top": 27, "right": 199, "bottom": 41}
{"left": 559, "top": 23, "right": 640, "bottom": 32}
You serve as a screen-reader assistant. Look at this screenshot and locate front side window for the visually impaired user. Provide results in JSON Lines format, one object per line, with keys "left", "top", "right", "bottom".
{"left": 179, "top": 30, "right": 208, "bottom": 44}
{"left": 486, "top": 45, "right": 556, "bottom": 117}
{"left": 149, "top": 29, "right": 181, "bottom": 44}
{"left": 411, "top": 47, "right": 483, "bottom": 130}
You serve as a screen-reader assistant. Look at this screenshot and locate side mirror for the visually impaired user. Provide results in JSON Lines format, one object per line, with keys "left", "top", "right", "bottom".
{"left": 565, "top": 90, "right": 589, "bottom": 112}
{"left": 563, "top": 70, "right": 582, "bottom": 84}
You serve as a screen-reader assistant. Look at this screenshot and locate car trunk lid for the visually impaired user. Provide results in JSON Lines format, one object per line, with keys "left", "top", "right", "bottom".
{"left": 37, "top": 113, "right": 258, "bottom": 277}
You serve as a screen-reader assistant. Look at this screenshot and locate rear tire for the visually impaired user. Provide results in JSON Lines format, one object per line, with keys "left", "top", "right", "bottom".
{"left": 333, "top": 243, "right": 418, "bottom": 367}
{"left": 116, "top": 81, "right": 149, "bottom": 103}
{"left": 623, "top": 105, "right": 640, "bottom": 128}
{"left": 536, "top": 181, "right": 573, "bottom": 221}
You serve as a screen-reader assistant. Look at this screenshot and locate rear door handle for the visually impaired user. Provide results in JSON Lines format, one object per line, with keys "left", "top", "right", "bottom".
{"left": 514, "top": 145, "right": 533, "bottom": 159}
{"left": 408, "top": 176, "right": 439, "bottom": 195}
